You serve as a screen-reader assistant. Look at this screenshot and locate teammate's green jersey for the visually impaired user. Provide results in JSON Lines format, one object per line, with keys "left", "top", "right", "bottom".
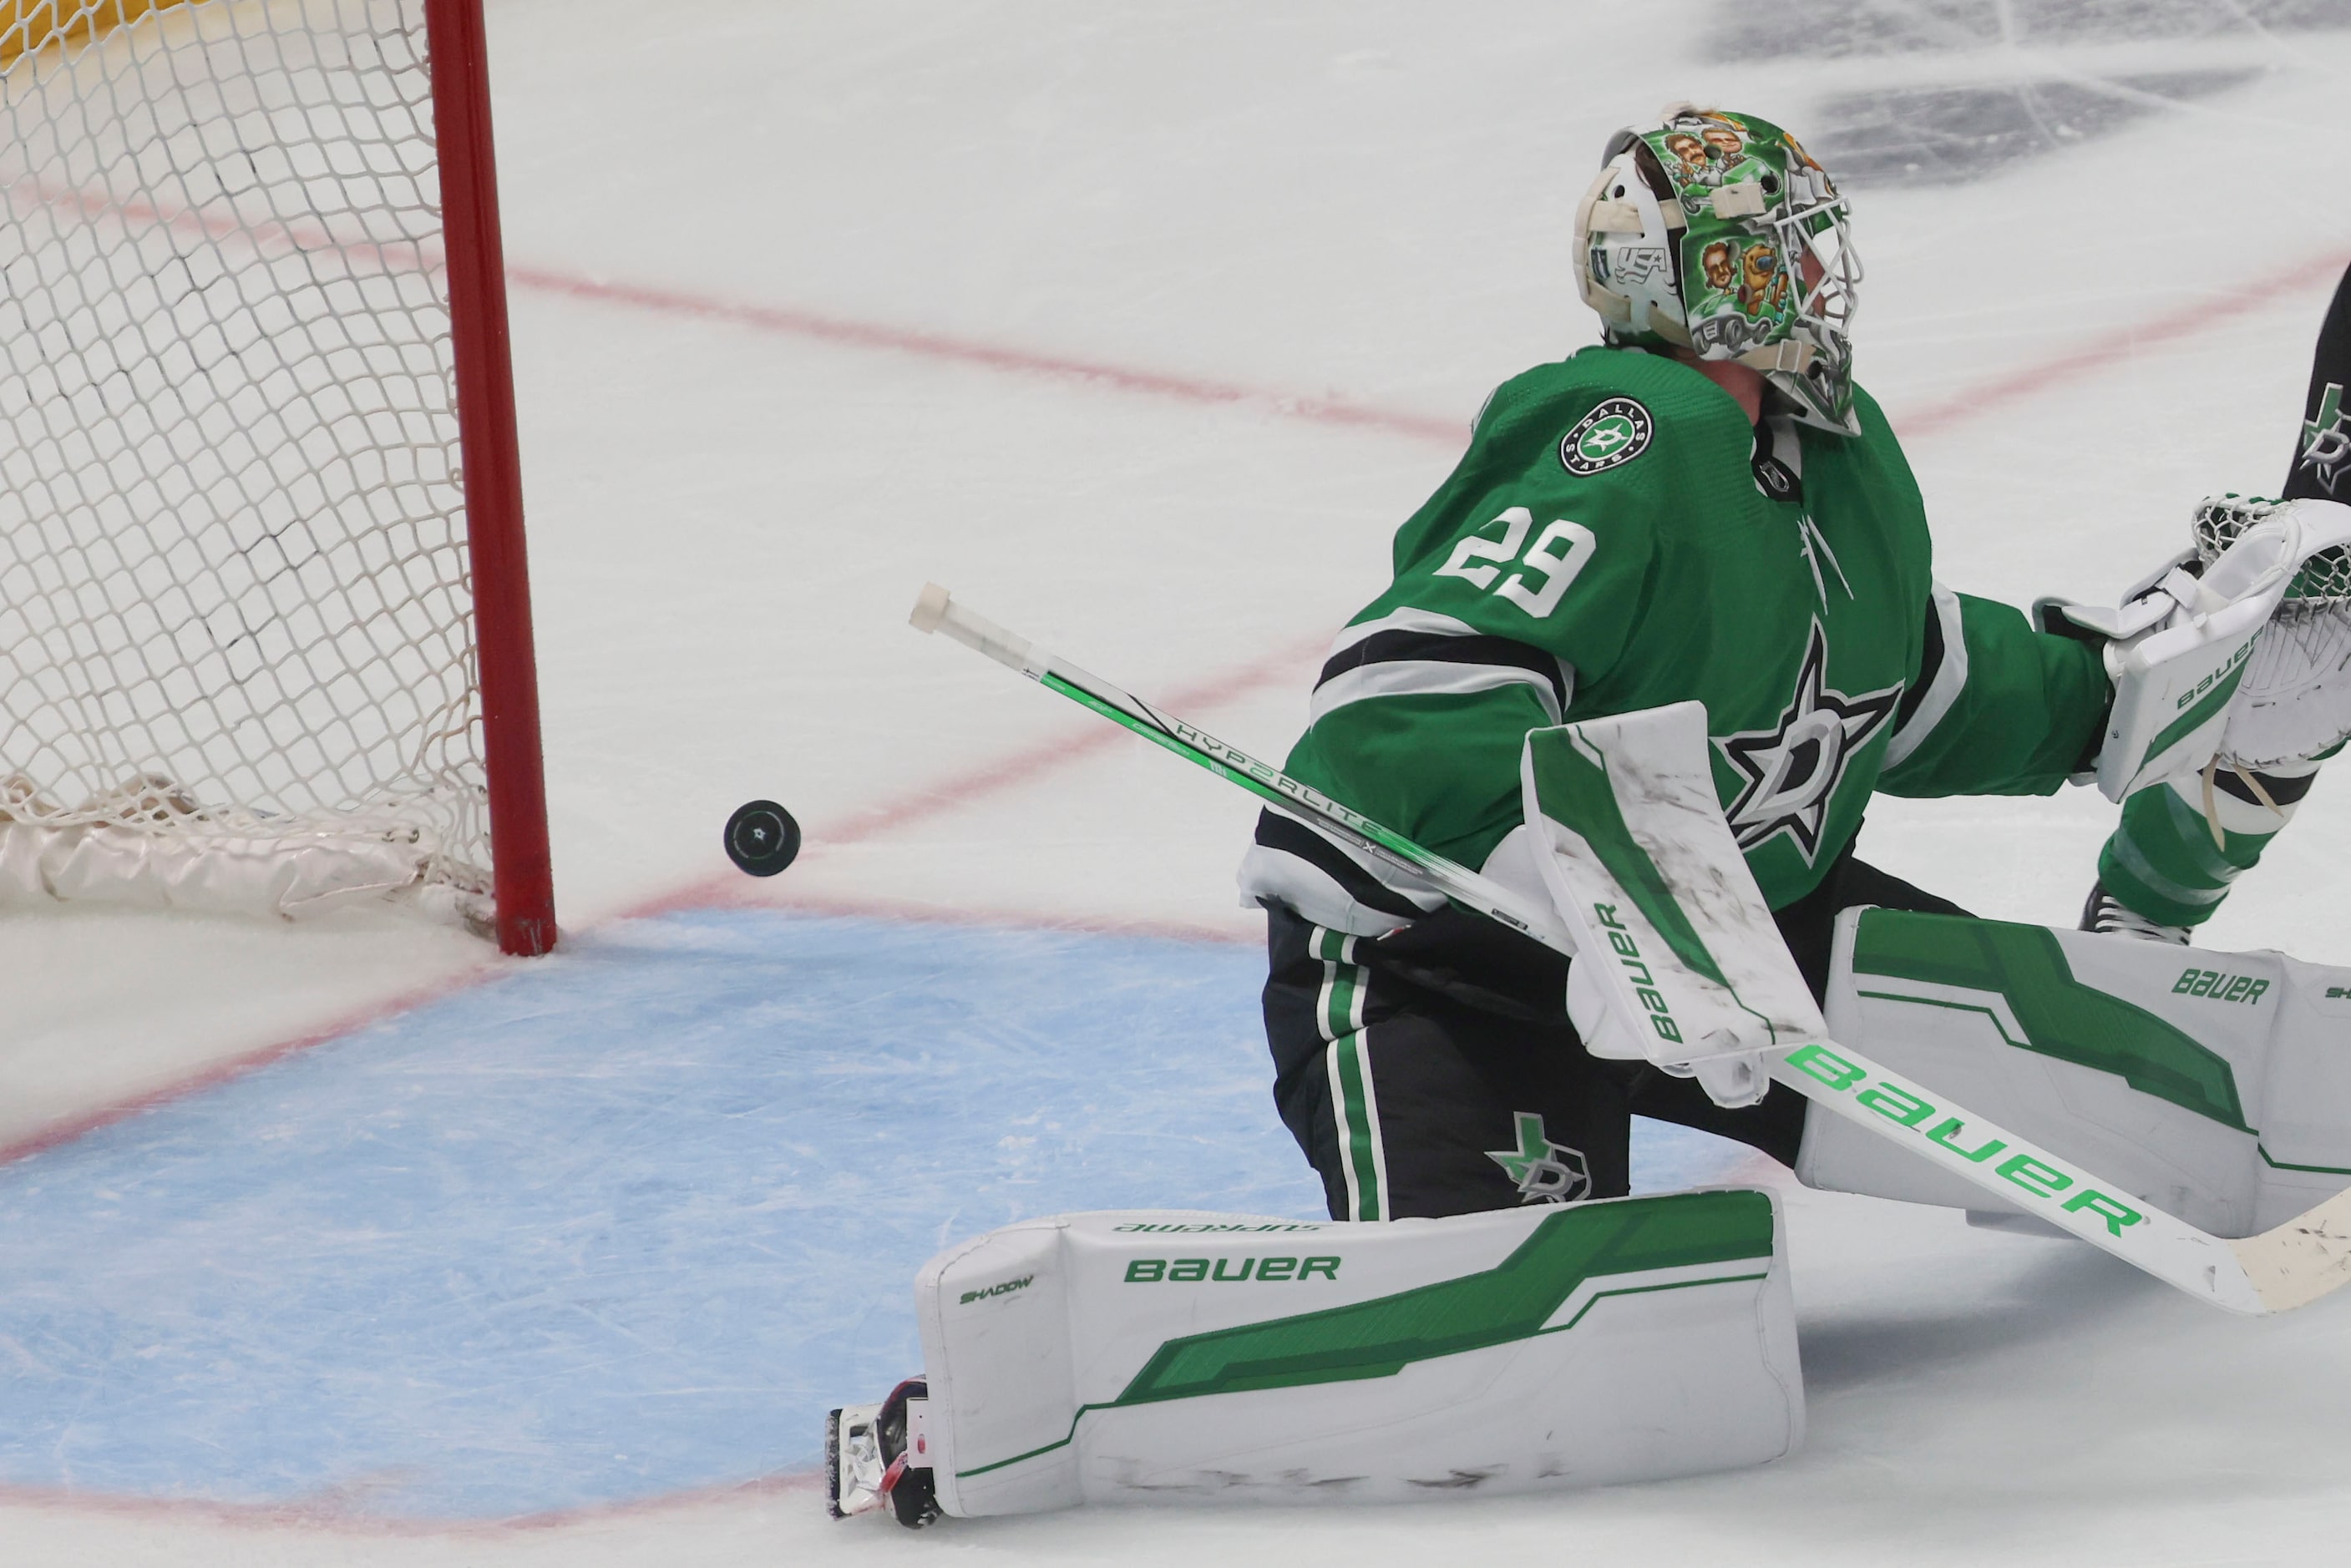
{"left": 1271, "top": 346, "right": 2112, "bottom": 915}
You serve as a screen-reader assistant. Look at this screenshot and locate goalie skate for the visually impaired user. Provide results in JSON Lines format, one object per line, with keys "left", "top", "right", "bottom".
{"left": 825, "top": 1378, "right": 940, "bottom": 1528}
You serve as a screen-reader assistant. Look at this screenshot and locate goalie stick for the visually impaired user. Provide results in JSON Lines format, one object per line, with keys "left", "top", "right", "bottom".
{"left": 909, "top": 583, "right": 2351, "bottom": 1315}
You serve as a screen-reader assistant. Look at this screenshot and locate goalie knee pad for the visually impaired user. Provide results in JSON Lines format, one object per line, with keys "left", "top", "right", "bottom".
{"left": 1801, "top": 908, "right": 2351, "bottom": 1238}
{"left": 893, "top": 1197, "right": 1802, "bottom": 1517}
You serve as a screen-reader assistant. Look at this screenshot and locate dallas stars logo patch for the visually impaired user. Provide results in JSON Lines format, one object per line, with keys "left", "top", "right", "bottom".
{"left": 1485, "top": 1111, "right": 1592, "bottom": 1204}
{"left": 2301, "top": 382, "right": 2348, "bottom": 496}
{"left": 1715, "top": 620, "right": 1901, "bottom": 864}
{"left": 1560, "top": 397, "right": 1654, "bottom": 476}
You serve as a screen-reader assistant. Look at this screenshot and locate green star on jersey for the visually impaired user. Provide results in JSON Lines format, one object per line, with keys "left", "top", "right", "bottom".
{"left": 1486, "top": 1112, "right": 1592, "bottom": 1203}
{"left": 1715, "top": 620, "right": 1903, "bottom": 862}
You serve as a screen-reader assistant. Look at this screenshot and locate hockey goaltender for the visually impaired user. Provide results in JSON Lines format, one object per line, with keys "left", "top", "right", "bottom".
{"left": 838, "top": 104, "right": 2351, "bottom": 1525}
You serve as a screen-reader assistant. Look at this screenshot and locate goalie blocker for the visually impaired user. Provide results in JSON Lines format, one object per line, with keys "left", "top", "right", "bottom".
{"left": 833, "top": 1195, "right": 1802, "bottom": 1523}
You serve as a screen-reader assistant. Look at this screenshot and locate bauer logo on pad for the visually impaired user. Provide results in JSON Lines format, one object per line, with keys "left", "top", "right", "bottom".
{"left": 1561, "top": 397, "right": 1654, "bottom": 475}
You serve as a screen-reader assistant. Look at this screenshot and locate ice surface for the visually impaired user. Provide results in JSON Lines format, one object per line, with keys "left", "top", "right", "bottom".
{"left": 0, "top": 913, "right": 1319, "bottom": 1516}
{"left": 5, "top": 0, "right": 2351, "bottom": 1560}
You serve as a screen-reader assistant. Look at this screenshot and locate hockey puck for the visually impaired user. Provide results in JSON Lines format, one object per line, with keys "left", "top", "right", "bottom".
{"left": 724, "top": 799, "right": 802, "bottom": 877}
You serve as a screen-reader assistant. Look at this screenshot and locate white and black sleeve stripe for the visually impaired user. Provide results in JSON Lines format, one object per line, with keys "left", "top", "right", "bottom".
{"left": 1240, "top": 809, "right": 1444, "bottom": 926}
{"left": 1882, "top": 580, "right": 1969, "bottom": 769}
{"left": 1310, "top": 607, "right": 1573, "bottom": 727}
{"left": 1237, "top": 608, "right": 1572, "bottom": 934}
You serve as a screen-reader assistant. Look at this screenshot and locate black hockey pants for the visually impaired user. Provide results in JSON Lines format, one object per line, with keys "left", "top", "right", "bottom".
{"left": 1260, "top": 846, "right": 1968, "bottom": 1222}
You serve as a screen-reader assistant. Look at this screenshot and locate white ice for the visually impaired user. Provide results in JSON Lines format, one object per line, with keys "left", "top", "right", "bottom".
{"left": 6, "top": 0, "right": 2351, "bottom": 1560}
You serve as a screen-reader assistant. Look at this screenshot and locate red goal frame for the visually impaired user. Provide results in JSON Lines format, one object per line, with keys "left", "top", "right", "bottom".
{"left": 424, "top": 0, "right": 555, "bottom": 956}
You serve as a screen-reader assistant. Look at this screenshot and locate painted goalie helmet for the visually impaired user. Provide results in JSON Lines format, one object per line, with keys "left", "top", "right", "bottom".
{"left": 1573, "top": 104, "right": 1862, "bottom": 434}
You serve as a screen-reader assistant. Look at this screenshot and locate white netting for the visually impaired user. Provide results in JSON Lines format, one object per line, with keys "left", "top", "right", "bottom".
{"left": 0, "top": 0, "right": 489, "bottom": 918}
{"left": 2193, "top": 494, "right": 2351, "bottom": 771}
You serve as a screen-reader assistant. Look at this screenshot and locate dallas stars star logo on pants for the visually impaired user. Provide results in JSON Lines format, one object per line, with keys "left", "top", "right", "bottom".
{"left": 1715, "top": 618, "right": 1902, "bottom": 863}
{"left": 1486, "top": 1112, "right": 1592, "bottom": 1204}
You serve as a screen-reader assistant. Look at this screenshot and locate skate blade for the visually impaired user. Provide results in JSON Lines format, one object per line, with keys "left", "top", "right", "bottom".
{"left": 828, "top": 1400, "right": 888, "bottom": 1519}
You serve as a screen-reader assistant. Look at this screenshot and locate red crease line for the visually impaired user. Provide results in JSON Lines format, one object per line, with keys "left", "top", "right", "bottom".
{"left": 0, "top": 960, "right": 496, "bottom": 1169}
{"left": 752, "top": 888, "right": 1255, "bottom": 947}
{"left": 0, "top": 1468, "right": 821, "bottom": 1538}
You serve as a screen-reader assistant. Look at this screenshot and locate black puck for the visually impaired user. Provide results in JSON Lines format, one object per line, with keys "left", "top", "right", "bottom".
{"left": 724, "top": 799, "right": 802, "bottom": 877}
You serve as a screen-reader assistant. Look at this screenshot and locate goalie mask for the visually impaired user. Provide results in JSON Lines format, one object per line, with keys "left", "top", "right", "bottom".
{"left": 1573, "top": 105, "right": 1862, "bottom": 434}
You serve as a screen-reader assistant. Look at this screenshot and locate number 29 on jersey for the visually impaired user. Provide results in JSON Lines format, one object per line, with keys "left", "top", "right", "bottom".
{"left": 1434, "top": 506, "right": 1596, "bottom": 619}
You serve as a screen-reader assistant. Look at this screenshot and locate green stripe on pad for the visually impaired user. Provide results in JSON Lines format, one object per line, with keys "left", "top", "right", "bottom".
{"left": 1117, "top": 1189, "right": 1774, "bottom": 1404}
{"left": 2258, "top": 1145, "right": 2351, "bottom": 1176}
{"left": 1852, "top": 912, "right": 2249, "bottom": 1131}
{"left": 2144, "top": 659, "right": 2248, "bottom": 766}
{"left": 955, "top": 1189, "right": 1778, "bottom": 1479}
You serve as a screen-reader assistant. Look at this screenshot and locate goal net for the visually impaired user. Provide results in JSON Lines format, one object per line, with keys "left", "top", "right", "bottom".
{"left": 0, "top": 0, "right": 554, "bottom": 950}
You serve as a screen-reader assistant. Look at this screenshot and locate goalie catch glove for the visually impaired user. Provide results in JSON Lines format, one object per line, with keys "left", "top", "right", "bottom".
{"left": 2036, "top": 496, "right": 2351, "bottom": 804}
{"left": 2062, "top": 496, "right": 2351, "bottom": 939}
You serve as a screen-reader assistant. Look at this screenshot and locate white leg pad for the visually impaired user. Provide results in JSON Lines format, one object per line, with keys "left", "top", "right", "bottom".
{"left": 914, "top": 1193, "right": 1803, "bottom": 1516}
{"left": 1801, "top": 908, "right": 2351, "bottom": 1237}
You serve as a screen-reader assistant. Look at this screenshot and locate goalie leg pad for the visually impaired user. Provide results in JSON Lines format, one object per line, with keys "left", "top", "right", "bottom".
{"left": 1801, "top": 908, "right": 2351, "bottom": 1237}
{"left": 912, "top": 1198, "right": 1803, "bottom": 1516}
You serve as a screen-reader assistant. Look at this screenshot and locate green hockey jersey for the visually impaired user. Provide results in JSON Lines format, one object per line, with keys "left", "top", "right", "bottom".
{"left": 1242, "top": 346, "right": 2112, "bottom": 932}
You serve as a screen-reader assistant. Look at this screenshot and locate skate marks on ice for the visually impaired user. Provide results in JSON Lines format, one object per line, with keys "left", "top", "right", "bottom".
{"left": 1812, "top": 69, "right": 2260, "bottom": 187}
{"left": 1706, "top": 0, "right": 2343, "bottom": 188}
{"left": 1715, "top": 0, "right": 2345, "bottom": 61}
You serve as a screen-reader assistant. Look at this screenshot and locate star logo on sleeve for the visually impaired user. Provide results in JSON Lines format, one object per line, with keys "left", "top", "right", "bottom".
{"left": 1485, "top": 1112, "right": 1592, "bottom": 1204}
{"left": 2302, "top": 382, "right": 2348, "bottom": 495}
{"left": 1714, "top": 620, "right": 1902, "bottom": 864}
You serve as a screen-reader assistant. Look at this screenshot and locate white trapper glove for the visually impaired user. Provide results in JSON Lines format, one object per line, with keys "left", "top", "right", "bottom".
{"left": 2202, "top": 498, "right": 2351, "bottom": 774}
{"left": 2037, "top": 497, "right": 2351, "bottom": 801}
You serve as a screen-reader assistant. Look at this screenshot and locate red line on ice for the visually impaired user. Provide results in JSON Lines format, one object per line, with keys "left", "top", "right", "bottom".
{"left": 504, "top": 264, "right": 1468, "bottom": 443}
{"left": 3, "top": 173, "right": 439, "bottom": 276}
{"left": 509, "top": 245, "right": 2351, "bottom": 450}
{"left": 1893, "top": 248, "right": 2351, "bottom": 440}
{"left": 710, "top": 888, "right": 1254, "bottom": 948}
{"left": 0, "top": 962, "right": 500, "bottom": 1170}
{"left": 614, "top": 628, "right": 1332, "bottom": 926}
{"left": 0, "top": 1469, "right": 822, "bottom": 1538}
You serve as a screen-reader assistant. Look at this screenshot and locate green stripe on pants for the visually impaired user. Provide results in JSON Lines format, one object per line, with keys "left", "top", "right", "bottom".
{"left": 1328, "top": 1030, "right": 1385, "bottom": 1222}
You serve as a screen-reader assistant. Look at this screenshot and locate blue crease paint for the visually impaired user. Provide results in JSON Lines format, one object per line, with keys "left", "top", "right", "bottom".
{"left": 0, "top": 909, "right": 1749, "bottom": 1520}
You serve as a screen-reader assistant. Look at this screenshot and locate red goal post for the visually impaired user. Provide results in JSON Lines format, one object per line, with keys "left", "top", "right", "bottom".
{"left": 0, "top": 0, "right": 555, "bottom": 954}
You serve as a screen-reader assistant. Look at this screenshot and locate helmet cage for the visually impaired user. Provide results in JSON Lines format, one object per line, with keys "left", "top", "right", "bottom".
{"left": 1760, "top": 180, "right": 1862, "bottom": 432}
{"left": 1574, "top": 107, "right": 1864, "bottom": 435}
